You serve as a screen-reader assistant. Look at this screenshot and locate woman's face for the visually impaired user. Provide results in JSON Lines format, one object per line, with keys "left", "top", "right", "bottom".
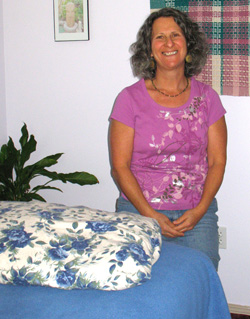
{"left": 151, "top": 17, "right": 187, "bottom": 73}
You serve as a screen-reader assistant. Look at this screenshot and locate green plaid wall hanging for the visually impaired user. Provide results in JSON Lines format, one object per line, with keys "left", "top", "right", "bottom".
{"left": 150, "top": 0, "right": 250, "bottom": 96}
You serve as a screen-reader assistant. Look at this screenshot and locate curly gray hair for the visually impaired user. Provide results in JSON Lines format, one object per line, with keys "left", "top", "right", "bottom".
{"left": 130, "top": 8, "right": 209, "bottom": 79}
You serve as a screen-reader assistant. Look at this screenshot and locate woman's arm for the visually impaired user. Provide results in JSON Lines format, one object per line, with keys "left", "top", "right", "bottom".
{"left": 110, "top": 119, "right": 184, "bottom": 238}
{"left": 173, "top": 116, "right": 227, "bottom": 232}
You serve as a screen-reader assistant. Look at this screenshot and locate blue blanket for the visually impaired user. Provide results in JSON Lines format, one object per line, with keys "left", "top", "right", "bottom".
{"left": 0, "top": 241, "right": 230, "bottom": 319}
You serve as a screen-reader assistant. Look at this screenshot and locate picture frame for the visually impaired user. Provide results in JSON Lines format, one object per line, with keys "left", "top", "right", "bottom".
{"left": 53, "top": 0, "right": 89, "bottom": 42}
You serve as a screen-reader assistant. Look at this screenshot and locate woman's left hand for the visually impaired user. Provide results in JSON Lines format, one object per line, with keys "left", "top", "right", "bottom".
{"left": 172, "top": 208, "right": 205, "bottom": 233}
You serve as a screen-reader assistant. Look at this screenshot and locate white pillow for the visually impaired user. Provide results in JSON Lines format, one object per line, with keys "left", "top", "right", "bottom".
{"left": 0, "top": 201, "right": 161, "bottom": 290}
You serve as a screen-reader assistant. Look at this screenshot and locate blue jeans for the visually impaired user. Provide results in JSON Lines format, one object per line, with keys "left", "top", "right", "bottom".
{"left": 116, "top": 196, "right": 220, "bottom": 270}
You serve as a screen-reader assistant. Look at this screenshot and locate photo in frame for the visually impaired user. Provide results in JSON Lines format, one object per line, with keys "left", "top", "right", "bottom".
{"left": 53, "top": 0, "right": 89, "bottom": 41}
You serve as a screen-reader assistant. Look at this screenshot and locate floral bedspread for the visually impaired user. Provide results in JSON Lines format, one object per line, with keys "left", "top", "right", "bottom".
{"left": 0, "top": 201, "right": 161, "bottom": 290}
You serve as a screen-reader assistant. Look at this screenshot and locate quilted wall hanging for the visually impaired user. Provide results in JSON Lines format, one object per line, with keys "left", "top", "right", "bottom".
{"left": 150, "top": 0, "right": 250, "bottom": 96}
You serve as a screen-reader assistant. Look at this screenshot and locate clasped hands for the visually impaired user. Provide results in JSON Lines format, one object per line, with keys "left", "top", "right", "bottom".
{"left": 154, "top": 208, "right": 204, "bottom": 238}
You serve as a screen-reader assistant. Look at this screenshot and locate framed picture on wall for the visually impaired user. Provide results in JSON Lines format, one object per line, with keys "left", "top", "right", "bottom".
{"left": 53, "top": 0, "right": 89, "bottom": 41}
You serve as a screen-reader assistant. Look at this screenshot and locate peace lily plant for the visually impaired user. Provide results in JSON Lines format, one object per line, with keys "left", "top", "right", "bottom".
{"left": 0, "top": 123, "right": 99, "bottom": 202}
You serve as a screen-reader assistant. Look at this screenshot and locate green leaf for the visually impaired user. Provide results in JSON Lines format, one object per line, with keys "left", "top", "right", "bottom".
{"left": 126, "top": 277, "right": 134, "bottom": 284}
{"left": 22, "top": 192, "right": 46, "bottom": 202}
{"left": 19, "top": 134, "right": 36, "bottom": 167}
{"left": 72, "top": 222, "right": 78, "bottom": 229}
{"left": 19, "top": 123, "right": 37, "bottom": 167}
{"left": 38, "top": 170, "right": 99, "bottom": 186}
{"left": 109, "top": 264, "right": 116, "bottom": 275}
{"left": 31, "top": 185, "right": 63, "bottom": 193}
{"left": 35, "top": 241, "right": 47, "bottom": 245}
{"left": 19, "top": 267, "right": 27, "bottom": 276}
{"left": 11, "top": 268, "right": 18, "bottom": 277}
{"left": 19, "top": 123, "right": 29, "bottom": 148}
{"left": 38, "top": 169, "right": 67, "bottom": 182}
{"left": 0, "top": 138, "right": 17, "bottom": 163}
{"left": 57, "top": 171, "right": 99, "bottom": 186}
{"left": 31, "top": 153, "right": 63, "bottom": 169}
{"left": 0, "top": 138, "right": 18, "bottom": 179}
{"left": 25, "top": 272, "right": 36, "bottom": 281}
{"left": 0, "top": 124, "right": 98, "bottom": 201}
{"left": 22, "top": 154, "right": 63, "bottom": 181}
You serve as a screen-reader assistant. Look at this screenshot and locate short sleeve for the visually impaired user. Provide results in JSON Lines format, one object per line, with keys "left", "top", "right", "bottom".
{"left": 207, "top": 88, "right": 226, "bottom": 126}
{"left": 110, "top": 89, "right": 135, "bottom": 129}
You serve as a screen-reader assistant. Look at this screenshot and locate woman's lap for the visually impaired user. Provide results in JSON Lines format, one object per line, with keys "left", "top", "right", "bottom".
{"left": 116, "top": 196, "right": 220, "bottom": 270}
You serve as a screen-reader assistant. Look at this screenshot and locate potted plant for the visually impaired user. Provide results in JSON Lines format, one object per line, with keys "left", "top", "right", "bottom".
{"left": 0, "top": 123, "right": 98, "bottom": 202}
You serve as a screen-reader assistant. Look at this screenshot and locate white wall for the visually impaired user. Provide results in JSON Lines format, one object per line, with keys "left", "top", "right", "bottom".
{"left": 3, "top": 0, "right": 149, "bottom": 211}
{"left": 0, "top": 0, "right": 6, "bottom": 145}
{"left": 217, "top": 97, "right": 250, "bottom": 307}
{"left": 1, "top": 0, "right": 250, "bottom": 307}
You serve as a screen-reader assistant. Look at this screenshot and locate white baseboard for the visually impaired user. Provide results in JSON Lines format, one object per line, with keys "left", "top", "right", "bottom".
{"left": 229, "top": 303, "right": 250, "bottom": 315}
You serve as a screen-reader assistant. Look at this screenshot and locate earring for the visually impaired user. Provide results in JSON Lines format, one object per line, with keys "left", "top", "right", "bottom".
{"left": 150, "top": 56, "right": 156, "bottom": 69}
{"left": 185, "top": 54, "right": 192, "bottom": 63}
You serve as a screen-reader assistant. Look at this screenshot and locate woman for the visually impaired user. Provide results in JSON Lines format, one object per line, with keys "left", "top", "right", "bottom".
{"left": 109, "top": 8, "right": 227, "bottom": 270}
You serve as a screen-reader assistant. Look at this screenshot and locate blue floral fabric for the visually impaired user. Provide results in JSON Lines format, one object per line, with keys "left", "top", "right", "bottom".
{"left": 0, "top": 201, "right": 161, "bottom": 290}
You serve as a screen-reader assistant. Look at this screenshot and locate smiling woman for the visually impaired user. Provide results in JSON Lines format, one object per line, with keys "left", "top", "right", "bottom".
{"left": 109, "top": 7, "right": 227, "bottom": 272}
{"left": 150, "top": 17, "right": 187, "bottom": 78}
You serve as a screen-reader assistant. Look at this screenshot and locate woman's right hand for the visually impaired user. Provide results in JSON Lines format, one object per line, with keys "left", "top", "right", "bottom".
{"left": 153, "top": 211, "right": 185, "bottom": 238}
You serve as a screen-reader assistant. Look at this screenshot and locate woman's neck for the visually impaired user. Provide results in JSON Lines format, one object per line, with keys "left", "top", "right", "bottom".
{"left": 153, "top": 70, "right": 187, "bottom": 94}
{"left": 144, "top": 69, "right": 191, "bottom": 108}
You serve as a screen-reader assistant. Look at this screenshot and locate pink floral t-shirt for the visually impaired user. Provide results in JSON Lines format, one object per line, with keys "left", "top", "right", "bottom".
{"left": 110, "top": 78, "right": 226, "bottom": 210}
